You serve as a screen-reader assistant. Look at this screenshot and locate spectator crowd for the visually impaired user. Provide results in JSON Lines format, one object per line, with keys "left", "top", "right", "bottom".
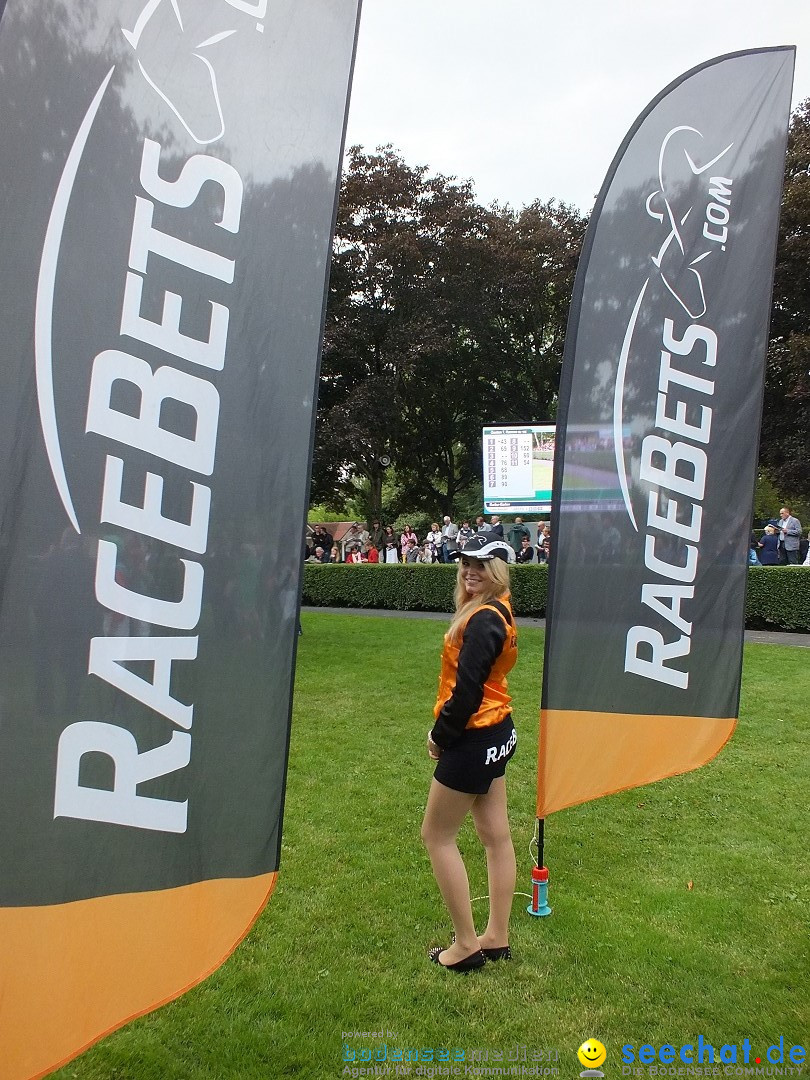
{"left": 304, "top": 515, "right": 554, "bottom": 565}
{"left": 750, "top": 507, "right": 808, "bottom": 566}
{"left": 305, "top": 505, "right": 810, "bottom": 569}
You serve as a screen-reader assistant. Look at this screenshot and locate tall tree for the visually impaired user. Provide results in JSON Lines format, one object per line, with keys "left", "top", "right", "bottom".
{"left": 760, "top": 98, "right": 810, "bottom": 502}
{"left": 314, "top": 146, "right": 586, "bottom": 519}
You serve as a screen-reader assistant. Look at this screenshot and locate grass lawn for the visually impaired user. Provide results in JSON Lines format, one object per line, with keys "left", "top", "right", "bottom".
{"left": 56, "top": 614, "right": 808, "bottom": 1080}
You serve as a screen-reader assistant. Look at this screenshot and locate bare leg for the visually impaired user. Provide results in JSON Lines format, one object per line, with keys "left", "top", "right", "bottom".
{"left": 421, "top": 778, "right": 479, "bottom": 964}
{"left": 470, "top": 776, "right": 515, "bottom": 950}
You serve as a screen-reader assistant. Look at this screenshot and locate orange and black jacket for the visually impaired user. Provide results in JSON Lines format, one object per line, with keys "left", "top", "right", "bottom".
{"left": 430, "top": 595, "right": 517, "bottom": 749}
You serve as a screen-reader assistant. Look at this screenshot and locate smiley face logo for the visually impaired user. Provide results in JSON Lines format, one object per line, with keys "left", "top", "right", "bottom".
{"left": 578, "top": 1040, "right": 607, "bottom": 1069}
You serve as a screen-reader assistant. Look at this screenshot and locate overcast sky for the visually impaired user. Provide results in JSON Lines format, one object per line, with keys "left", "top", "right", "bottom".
{"left": 344, "top": 0, "right": 810, "bottom": 214}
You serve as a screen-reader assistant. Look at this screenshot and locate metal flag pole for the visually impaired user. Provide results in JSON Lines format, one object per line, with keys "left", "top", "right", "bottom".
{"left": 527, "top": 817, "right": 551, "bottom": 917}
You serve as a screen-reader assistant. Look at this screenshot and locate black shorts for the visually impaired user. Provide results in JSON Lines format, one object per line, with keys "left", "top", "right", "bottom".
{"left": 433, "top": 715, "right": 517, "bottom": 795}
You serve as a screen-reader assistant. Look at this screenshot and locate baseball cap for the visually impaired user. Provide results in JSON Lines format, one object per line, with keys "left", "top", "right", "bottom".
{"left": 450, "top": 533, "right": 512, "bottom": 562}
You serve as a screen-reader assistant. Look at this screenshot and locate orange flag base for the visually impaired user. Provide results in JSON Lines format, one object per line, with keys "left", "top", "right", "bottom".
{"left": 537, "top": 709, "right": 736, "bottom": 817}
{"left": 0, "top": 873, "right": 277, "bottom": 1080}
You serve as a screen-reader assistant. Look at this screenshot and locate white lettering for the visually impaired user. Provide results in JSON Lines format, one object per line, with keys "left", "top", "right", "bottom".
{"left": 647, "top": 489, "right": 703, "bottom": 542}
{"left": 708, "top": 177, "right": 733, "bottom": 205}
{"left": 644, "top": 535, "right": 698, "bottom": 583}
{"left": 100, "top": 455, "right": 211, "bottom": 553}
{"left": 95, "top": 539, "right": 203, "bottom": 630}
{"left": 54, "top": 721, "right": 190, "bottom": 832}
{"left": 121, "top": 271, "right": 230, "bottom": 371}
{"left": 655, "top": 391, "right": 712, "bottom": 443}
{"left": 662, "top": 318, "right": 717, "bottom": 367}
{"left": 138, "top": 137, "right": 243, "bottom": 233}
{"left": 129, "top": 196, "right": 235, "bottom": 282}
{"left": 88, "top": 635, "right": 198, "bottom": 728}
{"left": 86, "top": 350, "right": 220, "bottom": 475}
{"left": 640, "top": 583, "right": 694, "bottom": 635}
{"left": 624, "top": 627, "right": 690, "bottom": 688}
{"left": 703, "top": 220, "right": 728, "bottom": 245}
{"left": 640, "top": 435, "right": 707, "bottom": 501}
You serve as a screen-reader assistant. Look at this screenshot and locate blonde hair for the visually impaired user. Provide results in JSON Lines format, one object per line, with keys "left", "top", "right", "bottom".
{"left": 447, "top": 558, "right": 511, "bottom": 642}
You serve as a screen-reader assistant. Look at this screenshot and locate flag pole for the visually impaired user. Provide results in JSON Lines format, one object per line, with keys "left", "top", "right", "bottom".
{"left": 527, "top": 817, "right": 551, "bottom": 917}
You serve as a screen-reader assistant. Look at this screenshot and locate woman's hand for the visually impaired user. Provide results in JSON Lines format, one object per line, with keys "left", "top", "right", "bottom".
{"left": 427, "top": 731, "right": 441, "bottom": 760}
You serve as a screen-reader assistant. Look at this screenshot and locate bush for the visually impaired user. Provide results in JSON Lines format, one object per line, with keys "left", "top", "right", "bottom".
{"left": 301, "top": 563, "right": 549, "bottom": 616}
{"left": 745, "top": 566, "right": 810, "bottom": 630}
{"left": 302, "top": 564, "right": 810, "bottom": 631}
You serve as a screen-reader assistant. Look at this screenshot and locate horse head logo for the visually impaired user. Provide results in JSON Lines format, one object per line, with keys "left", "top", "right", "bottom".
{"left": 645, "top": 126, "right": 733, "bottom": 320}
{"left": 122, "top": 0, "right": 265, "bottom": 145}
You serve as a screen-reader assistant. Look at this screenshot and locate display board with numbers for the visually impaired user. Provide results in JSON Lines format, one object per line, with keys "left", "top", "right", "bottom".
{"left": 482, "top": 424, "right": 555, "bottom": 514}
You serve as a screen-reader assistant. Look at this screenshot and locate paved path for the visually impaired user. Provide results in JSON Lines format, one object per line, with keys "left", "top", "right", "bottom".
{"left": 301, "top": 607, "right": 810, "bottom": 647}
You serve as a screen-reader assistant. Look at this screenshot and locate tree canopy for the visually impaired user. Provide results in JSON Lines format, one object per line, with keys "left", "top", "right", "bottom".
{"left": 759, "top": 98, "right": 810, "bottom": 505}
{"left": 313, "top": 146, "right": 586, "bottom": 521}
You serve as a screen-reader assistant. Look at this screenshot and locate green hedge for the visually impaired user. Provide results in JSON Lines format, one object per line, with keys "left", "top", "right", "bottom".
{"left": 745, "top": 566, "right": 810, "bottom": 631}
{"left": 302, "top": 563, "right": 810, "bottom": 631}
{"left": 301, "top": 563, "right": 549, "bottom": 616}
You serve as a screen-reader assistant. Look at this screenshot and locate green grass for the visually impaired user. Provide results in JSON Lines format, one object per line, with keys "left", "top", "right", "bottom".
{"left": 56, "top": 615, "right": 809, "bottom": 1079}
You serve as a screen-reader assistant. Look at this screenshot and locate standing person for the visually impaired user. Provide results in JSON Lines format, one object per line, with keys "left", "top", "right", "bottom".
{"left": 369, "top": 519, "right": 385, "bottom": 558}
{"left": 506, "top": 516, "right": 531, "bottom": 555}
{"left": 757, "top": 525, "right": 780, "bottom": 565}
{"left": 516, "top": 535, "right": 535, "bottom": 563}
{"left": 457, "top": 520, "right": 473, "bottom": 549}
{"left": 777, "top": 507, "right": 802, "bottom": 564}
{"left": 383, "top": 541, "right": 399, "bottom": 564}
{"left": 425, "top": 522, "right": 443, "bottom": 550}
{"left": 440, "top": 515, "right": 459, "bottom": 563}
{"left": 475, "top": 515, "right": 487, "bottom": 533}
{"left": 489, "top": 515, "right": 504, "bottom": 538}
{"left": 342, "top": 522, "right": 368, "bottom": 560}
{"left": 421, "top": 534, "right": 518, "bottom": 973}
{"left": 382, "top": 524, "right": 398, "bottom": 553}
{"left": 400, "top": 524, "right": 419, "bottom": 560}
{"left": 311, "top": 524, "right": 333, "bottom": 553}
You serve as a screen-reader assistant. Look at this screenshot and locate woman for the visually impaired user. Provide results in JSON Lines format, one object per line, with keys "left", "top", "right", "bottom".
{"left": 383, "top": 541, "right": 399, "bottom": 564}
{"left": 382, "top": 524, "right": 398, "bottom": 553}
{"left": 399, "top": 524, "right": 418, "bottom": 560}
{"left": 456, "top": 520, "right": 473, "bottom": 549}
{"left": 422, "top": 534, "right": 518, "bottom": 973}
{"left": 516, "top": 535, "right": 535, "bottom": 563}
{"left": 757, "top": 525, "right": 780, "bottom": 565}
{"left": 425, "top": 522, "right": 443, "bottom": 549}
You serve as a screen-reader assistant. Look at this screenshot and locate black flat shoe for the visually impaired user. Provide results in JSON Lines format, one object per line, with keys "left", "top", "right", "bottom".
{"left": 428, "top": 946, "right": 486, "bottom": 973}
{"left": 482, "top": 946, "right": 512, "bottom": 961}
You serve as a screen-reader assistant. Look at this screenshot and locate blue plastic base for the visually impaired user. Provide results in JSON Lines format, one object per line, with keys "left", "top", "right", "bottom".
{"left": 527, "top": 879, "right": 552, "bottom": 917}
{"left": 527, "top": 901, "right": 552, "bottom": 917}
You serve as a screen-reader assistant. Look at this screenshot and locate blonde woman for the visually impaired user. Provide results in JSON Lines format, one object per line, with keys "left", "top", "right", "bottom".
{"left": 422, "top": 534, "right": 518, "bottom": 973}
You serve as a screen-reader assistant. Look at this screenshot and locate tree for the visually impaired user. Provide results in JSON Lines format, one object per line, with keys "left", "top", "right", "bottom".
{"left": 314, "top": 146, "right": 586, "bottom": 520}
{"left": 314, "top": 145, "right": 482, "bottom": 518}
{"left": 760, "top": 98, "right": 810, "bottom": 502}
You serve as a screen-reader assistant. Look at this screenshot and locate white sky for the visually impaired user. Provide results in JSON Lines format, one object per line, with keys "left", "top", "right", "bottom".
{"left": 345, "top": 0, "right": 810, "bottom": 214}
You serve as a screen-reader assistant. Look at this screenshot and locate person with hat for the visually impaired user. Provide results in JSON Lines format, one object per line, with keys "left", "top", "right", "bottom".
{"left": 369, "top": 519, "right": 385, "bottom": 558}
{"left": 421, "top": 533, "right": 518, "bottom": 973}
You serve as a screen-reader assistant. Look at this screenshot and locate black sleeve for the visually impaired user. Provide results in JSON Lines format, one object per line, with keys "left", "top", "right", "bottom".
{"left": 430, "top": 609, "right": 507, "bottom": 749}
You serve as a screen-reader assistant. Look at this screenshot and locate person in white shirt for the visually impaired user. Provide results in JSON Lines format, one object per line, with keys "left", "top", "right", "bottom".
{"left": 441, "top": 516, "right": 459, "bottom": 563}
{"left": 384, "top": 542, "right": 399, "bottom": 564}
